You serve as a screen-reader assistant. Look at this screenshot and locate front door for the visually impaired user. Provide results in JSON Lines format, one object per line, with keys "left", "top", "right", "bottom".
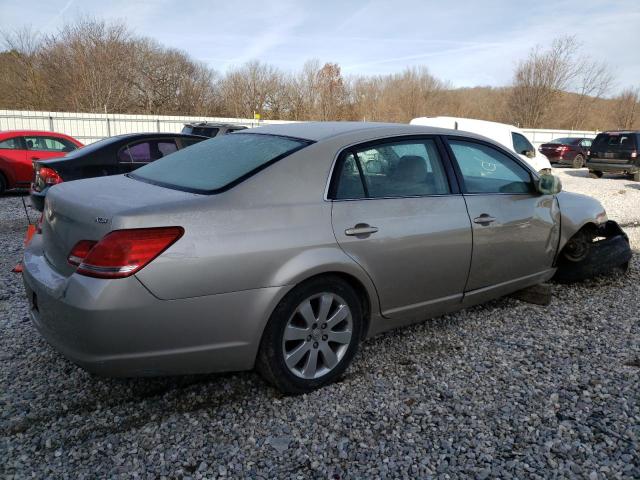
{"left": 330, "top": 137, "right": 472, "bottom": 320}
{"left": 445, "top": 138, "right": 560, "bottom": 293}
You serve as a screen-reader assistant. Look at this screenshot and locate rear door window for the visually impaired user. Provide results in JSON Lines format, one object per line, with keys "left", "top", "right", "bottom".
{"left": 593, "top": 133, "right": 638, "bottom": 150}
{"left": 332, "top": 138, "right": 450, "bottom": 199}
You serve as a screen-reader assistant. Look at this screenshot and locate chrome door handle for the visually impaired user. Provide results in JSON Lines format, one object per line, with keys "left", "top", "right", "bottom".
{"left": 345, "top": 224, "right": 379, "bottom": 236}
{"left": 473, "top": 214, "right": 496, "bottom": 225}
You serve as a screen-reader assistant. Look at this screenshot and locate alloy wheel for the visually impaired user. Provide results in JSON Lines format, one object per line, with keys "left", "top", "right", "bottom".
{"left": 282, "top": 293, "right": 353, "bottom": 379}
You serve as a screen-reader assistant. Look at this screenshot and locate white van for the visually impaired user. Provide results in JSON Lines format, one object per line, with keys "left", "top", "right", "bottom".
{"left": 410, "top": 116, "right": 551, "bottom": 172}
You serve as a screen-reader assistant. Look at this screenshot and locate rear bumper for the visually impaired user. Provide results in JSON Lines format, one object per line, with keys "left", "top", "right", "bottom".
{"left": 554, "top": 221, "right": 632, "bottom": 283}
{"left": 585, "top": 161, "right": 639, "bottom": 173}
{"left": 21, "top": 234, "right": 288, "bottom": 377}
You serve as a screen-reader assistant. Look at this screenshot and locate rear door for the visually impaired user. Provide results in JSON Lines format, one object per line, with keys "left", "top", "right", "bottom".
{"left": 445, "top": 138, "right": 560, "bottom": 293}
{"left": 0, "top": 136, "right": 27, "bottom": 187}
{"left": 330, "top": 136, "right": 472, "bottom": 320}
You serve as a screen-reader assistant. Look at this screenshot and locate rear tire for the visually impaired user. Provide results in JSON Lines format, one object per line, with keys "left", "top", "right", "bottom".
{"left": 256, "top": 276, "right": 363, "bottom": 394}
{"left": 572, "top": 154, "right": 585, "bottom": 169}
{"left": 589, "top": 170, "right": 603, "bottom": 179}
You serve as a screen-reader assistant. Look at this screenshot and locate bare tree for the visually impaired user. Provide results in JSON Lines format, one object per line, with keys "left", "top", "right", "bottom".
{"left": 569, "top": 59, "right": 613, "bottom": 129}
{"left": 611, "top": 87, "right": 639, "bottom": 129}
{"left": 508, "top": 36, "right": 579, "bottom": 128}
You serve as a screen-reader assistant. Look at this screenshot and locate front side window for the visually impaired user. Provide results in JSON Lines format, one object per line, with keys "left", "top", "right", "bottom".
{"left": 25, "top": 136, "right": 77, "bottom": 152}
{"left": 448, "top": 140, "right": 533, "bottom": 194}
{"left": 333, "top": 138, "right": 450, "bottom": 199}
{"left": 512, "top": 132, "right": 534, "bottom": 155}
{"left": 132, "top": 133, "right": 310, "bottom": 193}
{"left": 0, "top": 137, "right": 22, "bottom": 149}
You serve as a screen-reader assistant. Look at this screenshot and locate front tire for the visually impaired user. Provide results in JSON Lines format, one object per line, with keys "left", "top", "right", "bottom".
{"left": 257, "top": 276, "right": 363, "bottom": 394}
{"left": 572, "top": 154, "right": 585, "bottom": 169}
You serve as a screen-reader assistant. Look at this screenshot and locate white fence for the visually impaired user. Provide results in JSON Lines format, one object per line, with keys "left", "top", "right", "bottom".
{"left": 0, "top": 110, "right": 295, "bottom": 145}
{"left": 0, "top": 109, "right": 598, "bottom": 147}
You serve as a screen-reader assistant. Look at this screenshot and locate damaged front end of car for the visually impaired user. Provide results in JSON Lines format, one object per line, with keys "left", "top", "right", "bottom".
{"left": 554, "top": 220, "right": 632, "bottom": 283}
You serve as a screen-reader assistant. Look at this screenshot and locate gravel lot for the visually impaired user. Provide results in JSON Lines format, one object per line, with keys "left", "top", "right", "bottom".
{"left": 1, "top": 169, "right": 639, "bottom": 479}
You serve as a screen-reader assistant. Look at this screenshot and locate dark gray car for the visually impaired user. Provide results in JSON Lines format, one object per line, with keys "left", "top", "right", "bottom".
{"left": 21, "top": 122, "right": 630, "bottom": 393}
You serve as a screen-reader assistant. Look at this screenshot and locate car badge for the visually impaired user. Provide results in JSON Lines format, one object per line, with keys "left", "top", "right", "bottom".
{"left": 95, "top": 217, "right": 109, "bottom": 224}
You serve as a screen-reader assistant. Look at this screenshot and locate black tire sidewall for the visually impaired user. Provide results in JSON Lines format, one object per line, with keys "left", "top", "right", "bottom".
{"left": 0, "top": 174, "right": 6, "bottom": 195}
{"left": 257, "top": 276, "right": 363, "bottom": 394}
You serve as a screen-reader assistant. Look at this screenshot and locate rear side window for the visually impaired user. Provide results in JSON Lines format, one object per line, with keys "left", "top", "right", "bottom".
{"left": 132, "top": 133, "right": 310, "bottom": 193}
{"left": 0, "top": 137, "right": 22, "bottom": 149}
{"left": 333, "top": 138, "right": 450, "bottom": 199}
{"left": 593, "top": 133, "right": 638, "bottom": 149}
{"left": 512, "top": 132, "right": 534, "bottom": 154}
{"left": 183, "top": 126, "right": 219, "bottom": 137}
{"left": 449, "top": 140, "right": 533, "bottom": 194}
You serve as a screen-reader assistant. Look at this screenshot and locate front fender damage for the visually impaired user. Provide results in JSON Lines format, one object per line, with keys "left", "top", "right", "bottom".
{"left": 553, "top": 221, "right": 632, "bottom": 283}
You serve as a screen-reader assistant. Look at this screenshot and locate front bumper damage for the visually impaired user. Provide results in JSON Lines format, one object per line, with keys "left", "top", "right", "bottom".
{"left": 554, "top": 221, "right": 633, "bottom": 283}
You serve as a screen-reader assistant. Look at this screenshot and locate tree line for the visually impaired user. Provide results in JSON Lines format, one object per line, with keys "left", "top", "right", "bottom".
{"left": 1, "top": 19, "right": 638, "bottom": 130}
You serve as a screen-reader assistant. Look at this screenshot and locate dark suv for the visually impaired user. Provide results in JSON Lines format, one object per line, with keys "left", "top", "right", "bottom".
{"left": 586, "top": 131, "right": 640, "bottom": 181}
{"left": 181, "top": 122, "right": 248, "bottom": 138}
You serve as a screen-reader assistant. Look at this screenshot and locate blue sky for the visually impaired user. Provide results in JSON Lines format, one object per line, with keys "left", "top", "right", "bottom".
{"left": 1, "top": 0, "right": 639, "bottom": 93}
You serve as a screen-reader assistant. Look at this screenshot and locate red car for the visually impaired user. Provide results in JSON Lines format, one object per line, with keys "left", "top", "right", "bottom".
{"left": 0, "top": 130, "right": 83, "bottom": 194}
{"left": 538, "top": 137, "right": 593, "bottom": 169}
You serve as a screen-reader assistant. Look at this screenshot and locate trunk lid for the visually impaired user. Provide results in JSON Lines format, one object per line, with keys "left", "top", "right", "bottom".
{"left": 41, "top": 174, "right": 198, "bottom": 276}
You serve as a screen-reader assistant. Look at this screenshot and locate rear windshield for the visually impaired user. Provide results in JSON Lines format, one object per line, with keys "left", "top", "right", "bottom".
{"left": 550, "top": 137, "right": 580, "bottom": 145}
{"left": 592, "top": 133, "right": 638, "bottom": 149}
{"left": 131, "top": 133, "right": 311, "bottom": 193}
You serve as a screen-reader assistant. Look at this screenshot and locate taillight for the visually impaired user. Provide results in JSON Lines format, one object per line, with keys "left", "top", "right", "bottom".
{"left": 631, "top": 151, "right": 638, "bottom": 159}
{"left": 34, "top": 166, "right": 63, "bottom": 192}
{"left": 67, "top": 240, "right": 98, "bottom": 266}
{"left": 555, "top": 146, "right": 569, "bottom": 152}
{"left": 69, "top": 227, "right": 184, "bottom": 279}
{"left": 587, "top": 150, "right": 591, "bottom": 156}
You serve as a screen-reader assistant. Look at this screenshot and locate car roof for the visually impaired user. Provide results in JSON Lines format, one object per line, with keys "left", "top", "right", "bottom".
{"left": 184, "top": 122, "right": 246, "bottom": 128}
{"left": 0, "top": 130, "right": 77, "bottom": 138}
{"left": 598, "top": 130, "right": 640, "bottom": 135}
{"left": 242, "top": 121, "right": 480, "bottom": 142}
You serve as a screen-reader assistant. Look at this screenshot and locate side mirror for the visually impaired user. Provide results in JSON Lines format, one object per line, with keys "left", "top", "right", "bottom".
{"left": 537, "top": 174, "right": 562, "bottom": 195}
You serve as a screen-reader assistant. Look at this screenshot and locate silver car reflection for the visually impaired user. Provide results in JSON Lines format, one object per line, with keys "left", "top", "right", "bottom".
{"left": 22, "top": 122, "right": 629, "bottom": 393}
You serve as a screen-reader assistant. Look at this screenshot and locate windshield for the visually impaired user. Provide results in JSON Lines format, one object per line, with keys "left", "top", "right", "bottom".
{"left": 131, "top": 133, "right": 311, "bottom": 193}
